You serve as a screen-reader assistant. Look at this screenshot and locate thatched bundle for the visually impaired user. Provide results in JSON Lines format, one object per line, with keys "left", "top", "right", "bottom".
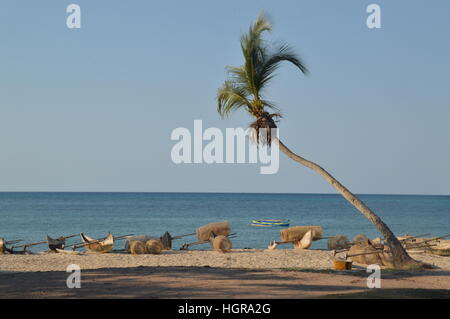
{"left": 125, "top": 235, "right": 158, "bottom": 252}
{"left": 197, "top": 221, "right": 230, "bottom": 241}
{"left": 280, "top": 226, "right": 323, "bottom": 243}
{"left": 129, "top": 240, "right": 146, "bottom": 255}
{"left": 352, "top": 234, "right": 370, "bottom": 245}
{"left": 211, "top": 235, "right": 232, "bottom": 253}
{"left": 372, "top": 237, "right": 383, "bottom": 244}
{"left": 379, "top": 247, "right": 394, "bottom": 268}
{"left": 145, "top": 240, "right": 164, "bottom": 255}
{"left": 348, "top": 243, "right": 383, "bottom": 265}
{"left": 327, "top": 235, "right": 351, "bottom": 250}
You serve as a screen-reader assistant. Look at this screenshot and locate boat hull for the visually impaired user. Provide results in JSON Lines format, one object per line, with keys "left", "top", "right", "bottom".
{"left": 251, "top": 219, "right": 290, "bottom": 227}
{"left": 47, "top": 236, "right": 65, "bottom": 251}
{"left": 80, "top": 233, "right": 114, "bottom": 254}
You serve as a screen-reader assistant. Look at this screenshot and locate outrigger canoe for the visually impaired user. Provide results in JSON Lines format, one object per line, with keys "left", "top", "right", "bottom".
{"left": 80, "top": 233, "right": 114, "bottom": 253}
{"left": 251, "top": 219, "right": 290, "bottom": 227}
{"left": 428, "top": 244, "right": 450, "bottom": 256}
{"left": 47, "top": 235, "right": 66, "bottom": 251}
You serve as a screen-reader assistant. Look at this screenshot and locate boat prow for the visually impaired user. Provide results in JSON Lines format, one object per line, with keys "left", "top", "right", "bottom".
{"left": 80, "top": 233, "right": 114, "bottom": 254}
{"left": 47, "top": 235, "right": 66, "bottom": 251}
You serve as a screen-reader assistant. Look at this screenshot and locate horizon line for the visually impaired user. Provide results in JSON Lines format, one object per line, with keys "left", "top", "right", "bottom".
{"left": 0, "top": 191, "right": 448, "bottom": 197}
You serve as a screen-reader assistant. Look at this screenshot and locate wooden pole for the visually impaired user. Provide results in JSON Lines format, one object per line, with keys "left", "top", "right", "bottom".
{"left": 180, "top": 233, "right": 237, "bottom": 250}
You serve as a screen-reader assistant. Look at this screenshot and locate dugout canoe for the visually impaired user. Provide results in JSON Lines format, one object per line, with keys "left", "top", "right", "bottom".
{"left": 428, "top": 245, "right": 450, "bottom": 256}
{"left": 55, "top": 248, "right": 83, "bottom": 255}
{"left": 80, "top": 233, "right": 114, "bottom": 253}
{"left": 251, "top": 219, "right": 290, "bottom": 227}
{"left": 47, "top": 235, "right": 66, "bottom": 251}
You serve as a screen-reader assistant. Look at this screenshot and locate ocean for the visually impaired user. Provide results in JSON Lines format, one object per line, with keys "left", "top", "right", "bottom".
{"left": 0, "top": 192, "right": 449, "bottom": 251}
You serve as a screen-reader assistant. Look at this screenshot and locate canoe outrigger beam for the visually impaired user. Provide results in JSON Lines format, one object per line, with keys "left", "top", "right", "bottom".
{"left": 180, "top": 233, "right": 237, "bottom": 250}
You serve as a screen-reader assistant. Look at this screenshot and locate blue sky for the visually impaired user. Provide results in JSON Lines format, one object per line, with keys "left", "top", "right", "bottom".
{"left": 0, "top": 1, "right": 449, "bottom": 194}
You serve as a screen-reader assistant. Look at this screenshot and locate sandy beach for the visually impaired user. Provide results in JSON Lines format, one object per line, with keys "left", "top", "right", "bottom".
{"left": 1, "top": 249, "right": 449, "bottom": 298}
{"left": 1, "top": 249, "right": 450, "bottom": 272}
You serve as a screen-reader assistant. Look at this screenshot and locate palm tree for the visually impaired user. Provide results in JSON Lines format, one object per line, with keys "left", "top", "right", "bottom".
{"left": 216, "top": 13, "right": 421, "bottom": 269}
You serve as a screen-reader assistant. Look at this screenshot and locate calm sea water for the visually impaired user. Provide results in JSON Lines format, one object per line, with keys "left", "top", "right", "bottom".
{"left": 0, "top": 192, "right": 449, "bottom": 251}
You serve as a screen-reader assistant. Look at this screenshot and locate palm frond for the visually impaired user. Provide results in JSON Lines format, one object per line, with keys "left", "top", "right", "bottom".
{"left": 261, "top": 99, "right": 280, "bottom": 112}
{"left": 226, "top": 66, "right": 250, "bottom": 89}
{"left": 217, "top": 81, "right": 252, "bottom": 118}
{"left": 239, "top": 13, "right": 272, "bottom": 98}
{"left": 240, "top": 12, "right": 272, "bottom": 57}
{"left": 259, "top": 43, "right": 309, "bottom": 87}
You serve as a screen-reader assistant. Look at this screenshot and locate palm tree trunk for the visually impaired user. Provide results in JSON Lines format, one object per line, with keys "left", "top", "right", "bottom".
{"left": 275, "top": 139, "right": 422, "bottom": 269}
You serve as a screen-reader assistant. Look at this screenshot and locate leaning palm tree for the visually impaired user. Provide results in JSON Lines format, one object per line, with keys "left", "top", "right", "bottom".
{"left": 217, "top": 13, "right": 421, "bottom": 269}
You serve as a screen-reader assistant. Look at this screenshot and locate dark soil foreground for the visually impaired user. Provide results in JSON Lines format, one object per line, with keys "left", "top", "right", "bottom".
{"left": 0, "top": 267, "right": 449, "bottom": 299}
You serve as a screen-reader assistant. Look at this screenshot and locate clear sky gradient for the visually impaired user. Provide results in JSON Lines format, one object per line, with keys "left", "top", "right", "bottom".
{"left": 1, "top": 1, "right": 449, "bottom": 194}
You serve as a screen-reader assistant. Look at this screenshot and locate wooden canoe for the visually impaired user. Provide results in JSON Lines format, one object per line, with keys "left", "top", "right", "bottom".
{"left": 47, "top": 235, "right": 66, "bottom": 251}
{"left": 251, "top": 219, "right": 290, "bottom": 227}
{"left": 55, "top": 248, "right": 83, "bottom": 255}
{"left": 293, "top": 229, "right": 314, "bottom": 250}
{"left": 80, "top": 233, "right": 114, "bottom": 253}
{"left": 428, "top": 245, "right": 450, "bottom": 256}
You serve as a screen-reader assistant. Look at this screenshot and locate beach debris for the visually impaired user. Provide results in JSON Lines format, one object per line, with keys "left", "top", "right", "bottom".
{"left": 212, "top": 235, "right": 232, "bottom": 253}
{"left": 129, "top": 240, "right": 146, "bottom": 255}
{"left": 327, "top": 235, "right": 351, "bottom": 250}
{"left": 145, "top": 239, "right": 164, "bottom": 254}
{"left": 196, "top": 221, "right": 231, "bottom": 241}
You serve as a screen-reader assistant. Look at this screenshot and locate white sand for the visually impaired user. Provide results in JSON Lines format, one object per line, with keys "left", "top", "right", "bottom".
{"left": 0, "top": 249, "right": 449, "bottom": 273}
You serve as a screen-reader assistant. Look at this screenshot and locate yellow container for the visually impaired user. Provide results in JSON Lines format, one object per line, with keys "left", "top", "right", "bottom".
{"left": 333, "top": 259, "right": 352, "bottom": 270}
